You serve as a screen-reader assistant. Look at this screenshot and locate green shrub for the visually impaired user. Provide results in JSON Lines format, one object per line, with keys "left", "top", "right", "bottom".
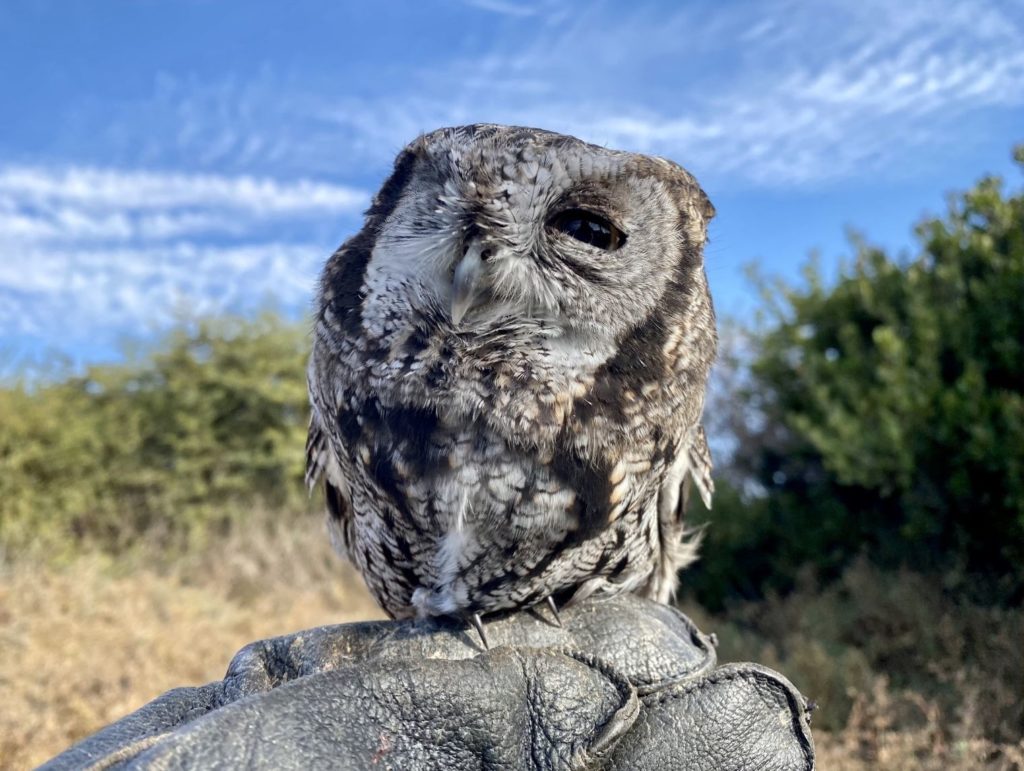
{"left": 0, "top": 313, "right": 312, "bottom": 559}
{"left": 693, "top": 147, "right": 1024, "bottom": 607}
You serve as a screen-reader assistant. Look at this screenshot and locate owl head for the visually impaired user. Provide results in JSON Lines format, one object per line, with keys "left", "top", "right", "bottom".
{"left": 322, "top": 124, "right": 715, "bottom": 369}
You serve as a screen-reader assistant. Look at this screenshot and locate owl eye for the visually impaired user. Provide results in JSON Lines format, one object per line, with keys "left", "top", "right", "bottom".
{"left": 548, "top": 209, "right": 625, "bottom": 251}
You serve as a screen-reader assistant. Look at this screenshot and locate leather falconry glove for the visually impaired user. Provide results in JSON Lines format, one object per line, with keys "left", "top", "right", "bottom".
{"left": 42, "top": 594, "right": 815, "bottom": 770}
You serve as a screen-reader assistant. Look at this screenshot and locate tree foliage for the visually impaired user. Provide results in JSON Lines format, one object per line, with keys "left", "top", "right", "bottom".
{"left": 0, "top": 313, "right": 311, "bottom": 558}
{"left": 692, "top": 148, "right": 1024, "bottom": 607}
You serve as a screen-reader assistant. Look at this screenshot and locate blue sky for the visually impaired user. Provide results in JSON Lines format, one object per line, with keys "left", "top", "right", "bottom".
{"left": 1, "top": 0, "right": 1022, "bottom": 372}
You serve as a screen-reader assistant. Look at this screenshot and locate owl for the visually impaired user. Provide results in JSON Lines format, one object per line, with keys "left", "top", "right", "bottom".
{"left": 306, "top": 125, "right": 716, "bottom": 638}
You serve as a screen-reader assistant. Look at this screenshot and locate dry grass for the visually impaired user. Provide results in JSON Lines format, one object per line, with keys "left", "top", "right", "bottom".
{"left": 814, "top": 677, "right": 1024, "bottom": 770}
{"left": 682, "top": 558, "right": 1024, "bottom": 771}
{"left": 0, "top": 512, "right": 380, "bottom": 770}
{"left": 3, "top": 518, "right": 1022, "bottom": 770}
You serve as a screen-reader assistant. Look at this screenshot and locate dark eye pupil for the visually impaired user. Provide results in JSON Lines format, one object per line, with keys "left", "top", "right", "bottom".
{"left": 565, "top": 218, "right": 608, "bottom": 246}
{"left": 549, "top": 210, "right": 624, "bottom": 250}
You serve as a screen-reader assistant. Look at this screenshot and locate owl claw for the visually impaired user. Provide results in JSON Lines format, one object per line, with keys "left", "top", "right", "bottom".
{"left": 546, "top": 596, "right": 563, "bottom": 628}
{"left": 467, "top": 612, "right": 490, "bottom": 650}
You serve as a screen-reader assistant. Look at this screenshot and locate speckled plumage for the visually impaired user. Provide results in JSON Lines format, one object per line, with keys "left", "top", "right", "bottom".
{"left": 307, "top": 125, "right": 716, "bottom": 621}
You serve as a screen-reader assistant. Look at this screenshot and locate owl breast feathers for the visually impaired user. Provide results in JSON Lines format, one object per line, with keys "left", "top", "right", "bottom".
{"left": 307, "top": 124, "right": 716, "bottom": 620}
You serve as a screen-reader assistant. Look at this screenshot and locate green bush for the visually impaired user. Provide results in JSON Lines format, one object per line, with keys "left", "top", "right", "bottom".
{"left": 690, "top": 147, "right": 1024, "bottom": 607}
{"left": 0, "top": 313, "right": 311, "bottom": 559}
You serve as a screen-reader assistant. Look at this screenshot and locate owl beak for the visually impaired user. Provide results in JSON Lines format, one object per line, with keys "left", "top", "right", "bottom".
{"left": 450, "top": 243, "right": 486, "bottom": 326}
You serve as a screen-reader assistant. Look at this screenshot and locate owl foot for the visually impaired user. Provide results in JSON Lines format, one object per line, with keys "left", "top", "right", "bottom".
{"left": 466, "top": 612, "right": 490, "bottom": 650}
{"left": 546, "top": 596, "right": 563, "bottom": 628}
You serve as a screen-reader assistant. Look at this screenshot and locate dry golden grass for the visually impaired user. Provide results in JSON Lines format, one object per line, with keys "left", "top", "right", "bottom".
{"left": 0, "top": 512, "right": 380, "bottom": 770}
{"left": 814, "top": 677, "right": 1024, "bottom": 770}
{"left": 682, "top": 561, "right": 1024, "bottom": 771}
{"left": 3, "top": 516, "right": 1022, "bottom": 770}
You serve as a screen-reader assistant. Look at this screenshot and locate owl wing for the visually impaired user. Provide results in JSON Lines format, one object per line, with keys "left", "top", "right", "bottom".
{"left": 682, "top": 425, "right": 714, "bottom": 513}
{"left": 303, "top": 146, "right": 421, "bottom": 549}
{"left": 304, "top": 413, "right": 329, "bottom": 492}
{"left": 305, "top": 407, "right": 356, "bottom": 559}
{"left": 659, "top": 425, "right": 714, "bottom": 522}
{"left": 648, "top": 423, "right": 713, "bottom": 602}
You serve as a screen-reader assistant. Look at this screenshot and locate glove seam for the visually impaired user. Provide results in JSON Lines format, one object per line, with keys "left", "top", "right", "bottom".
{"left": 619, "top": 601, "right": 717, "bottom": 695}
{"left": 558, "top": 648, "right": 641, "bottom": 762}
{"left": 641, "top": 663, "right": 816, "bottom": 767}
{"left": 79, "top": 730, "right": 173, "bottom": 771}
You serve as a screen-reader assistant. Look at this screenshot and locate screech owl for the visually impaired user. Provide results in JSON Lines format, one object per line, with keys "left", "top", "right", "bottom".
{"left": 306, "top": 125, "right": 716, "bottom": 634}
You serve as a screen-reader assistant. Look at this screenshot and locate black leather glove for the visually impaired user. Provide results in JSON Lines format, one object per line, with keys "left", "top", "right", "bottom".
{"left": 41, "top": 595, "right": 815, "bottom": 770}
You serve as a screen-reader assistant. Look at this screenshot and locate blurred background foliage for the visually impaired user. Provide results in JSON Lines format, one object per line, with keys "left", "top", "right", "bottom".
{"left": 691, "top": 146, "right": 1024, "bottom": 612}
{"left": 1, "top": 150, "right": 1022, "bottom": 760}
{"left": 0, "top": 313, "right": 311, "bottom": 560}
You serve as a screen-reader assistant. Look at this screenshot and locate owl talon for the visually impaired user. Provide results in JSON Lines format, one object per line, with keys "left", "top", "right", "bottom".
{"left": 467, "top": 612, "right": 490, "bottom": 650}
{"left": 546, "top": 596, "right": 563, "bottom": 628}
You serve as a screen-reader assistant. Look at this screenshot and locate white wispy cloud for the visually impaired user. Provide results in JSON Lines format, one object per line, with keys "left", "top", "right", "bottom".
{"left": 322, "top": 0, "right": 1024, "bottom": 185}
{"left": 0, "top": 166, "right": 368, "bottom": 353}
{"left": 458, "top": 0, "right": 544, "bottom": 17}
{"left": 0, "top": 166, "right": 366, "bottom": 212}
{"left": 0, "top": 242, "right": 326, "bottom": 345}
{"left": 45, "top": 0, "right": 1022, "bottom": 188}
{"left": 0, "top": 165, "right": 366, "bottom": 243}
